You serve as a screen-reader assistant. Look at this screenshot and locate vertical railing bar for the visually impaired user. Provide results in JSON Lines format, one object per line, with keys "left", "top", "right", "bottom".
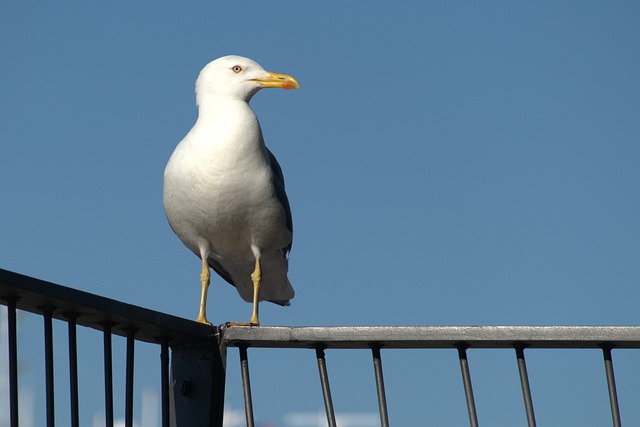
{"left": 458, "top": 346, "right": 479, "bottom": 427}
{"left": 64, "top": 312, "right": 80, "bottom": 427}
{"left": 102, "top": 322, "right": 115, "bottom": 427}
{"left": 602, "top": 347, "right": 622, "bottom": 427}
{"left": 371, "top": 346, "right": 390, "bottom": 427}
{"left": 239, "top": 345, "right": 256, "bottom": 427}
{"left": 160, "top": 338, "right": 170, "bottom": 427}
{"left": 40, "top": 306, "right": 56, "bottom": 427}
{"left": 515, "top": 346, "right": 537, "bottom": 427}
{"left": 125, "top": 328, "right": 137, "bottom": 427}
{"left": 3, "top": 296, "right": 19, "bottom": 427}
{"left": 315, "top": 347, "right": 337, "bottom": 427}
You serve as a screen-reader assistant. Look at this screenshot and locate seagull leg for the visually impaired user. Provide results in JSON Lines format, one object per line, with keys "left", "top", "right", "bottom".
{"left": 226, "top": 255, "right": 262, "bottom": 327}
{"left": 249, "top": 255, "right": 261, "bottom": 326}
{"left": 195, "top": 257, "right": 212, "bottom": 325}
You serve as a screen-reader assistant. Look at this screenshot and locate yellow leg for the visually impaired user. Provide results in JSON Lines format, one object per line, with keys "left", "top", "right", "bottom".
{"left": 196, "top": 257, "right": 211, "bottom": 325}
{"left": 249, "top": 256, "right": 261, "bottom": 326}
{"left": 225, "top": 256, "right": 262, "bottom": 327}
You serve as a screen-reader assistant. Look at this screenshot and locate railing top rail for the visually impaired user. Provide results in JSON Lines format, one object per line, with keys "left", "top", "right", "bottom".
{"left": 0, "top": 268, "right": 216, "bottom": 345}
{"left": 222, "top": 325, "right": 640, "bottom": 349}
{"left": 4, "top": 267, "right": 640, "bottom": 350}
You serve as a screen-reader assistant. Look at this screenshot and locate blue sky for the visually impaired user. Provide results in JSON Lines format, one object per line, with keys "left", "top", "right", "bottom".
{"left": 1, "top": 1, "right": 640, "bottom": 426}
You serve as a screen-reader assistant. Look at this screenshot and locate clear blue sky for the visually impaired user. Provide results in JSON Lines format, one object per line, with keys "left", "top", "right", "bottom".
{"left": 1, "top": 1, "right": 639, "bottom": 426}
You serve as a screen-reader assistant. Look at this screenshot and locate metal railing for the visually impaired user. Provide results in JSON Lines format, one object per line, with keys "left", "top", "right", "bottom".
{"left": 2, "top": 267, "right": 640, "bottom": 427}
{"left": 222, "top": 325, "right": 640, "bottom": 427}
{"left": 0, "top": 268, "right": 223, "bottom": 427}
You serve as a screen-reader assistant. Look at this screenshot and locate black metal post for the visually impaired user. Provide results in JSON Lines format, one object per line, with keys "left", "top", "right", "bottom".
{"left": 515, "top": 347, "right": 536, "bottom": 427}
{"left": 371, "top": 346, "right": 390, "bottom": 427}
{"left": 315, "top": 347, "right": 337, "bottom": 427}
{"left": 41, "top": 306, "right": 56, "bottom": 427}
{"left": 170, "top": 339, "right": 226, "bottom": 427}
{"left": 102, "top": 322, "right": 114, "bottom": 427}
{"left": 603, "top": 347, "right": 622, "bottom": 427}
{"left": 125, "top": 328, "right": 137, "bottom": 427}
{"left": 65, "top": 312, "right": 80, "bottom": 427}
{"left": 160, "top": 339, "right": 170, "bottom": 427}
{"left": 239, "top": 345, "right": 255, "bottom": 427}
{"left": 458, "top": 347, "right": 479, "bottom": 427}
{"left": 3, "top": 296, "right": 19, "bottom": 427}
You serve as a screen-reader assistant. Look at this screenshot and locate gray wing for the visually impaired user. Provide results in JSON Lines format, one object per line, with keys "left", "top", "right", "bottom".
{"left": 204, "top": 149, "right": 293, "bottom": 305}
{"left": 267, "top": 148, "right": 293, "bottom": 255}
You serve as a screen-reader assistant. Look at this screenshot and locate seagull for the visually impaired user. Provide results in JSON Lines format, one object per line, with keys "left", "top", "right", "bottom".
{"left": 163, "top": 55, "right": 299, "bottom": 326}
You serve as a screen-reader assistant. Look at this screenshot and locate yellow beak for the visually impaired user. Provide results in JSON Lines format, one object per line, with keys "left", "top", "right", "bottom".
{"left": 252, "top": 71, "right": 300, "bottom": 90}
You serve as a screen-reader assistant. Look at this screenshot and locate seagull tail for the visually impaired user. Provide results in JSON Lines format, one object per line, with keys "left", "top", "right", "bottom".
{"left": 208, "top": 253, "right": 295, "bottom": 305}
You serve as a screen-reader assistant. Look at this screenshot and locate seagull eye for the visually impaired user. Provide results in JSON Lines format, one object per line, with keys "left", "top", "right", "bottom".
{"left": 232, "top": 65, "right": 243, "bottom": 73}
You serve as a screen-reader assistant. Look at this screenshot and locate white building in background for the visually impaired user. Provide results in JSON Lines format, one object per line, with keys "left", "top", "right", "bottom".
{"left": 284, "top": 411, "right": 378, "bottom": 427}
{"left": 93, "top": 387, "right": 160, "bottom": 427}
{"left": 222, "top": 406, "right": 379, "bottom": 427}
{"left": 222, "top": 406, "right": 246, "bottom": 426}
{"left": 140, "top": 388, "right": 160, "bottom": 427}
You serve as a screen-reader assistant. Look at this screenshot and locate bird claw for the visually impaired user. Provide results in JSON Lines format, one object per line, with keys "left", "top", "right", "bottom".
{"left": 225, "top": 321, "right": 260, "bottom": 327}
{"left": 195, "top": 316, "right": 213, "bottom": 326}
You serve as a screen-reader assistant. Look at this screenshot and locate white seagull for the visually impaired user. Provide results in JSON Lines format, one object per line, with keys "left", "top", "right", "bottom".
{"left": 163, "top": 55, "right": 299, "bottom": 326}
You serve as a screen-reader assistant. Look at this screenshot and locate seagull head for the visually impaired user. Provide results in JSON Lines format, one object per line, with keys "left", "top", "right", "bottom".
{"left": 195, "top": 55, "right": 300, "bottom": 105}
